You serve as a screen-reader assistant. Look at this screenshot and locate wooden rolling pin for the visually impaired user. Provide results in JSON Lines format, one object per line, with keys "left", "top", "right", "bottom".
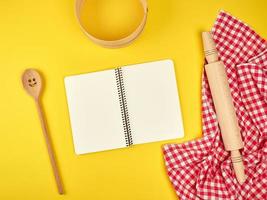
{"left": 202, "top": 32, "right": 246, "bottom": 184}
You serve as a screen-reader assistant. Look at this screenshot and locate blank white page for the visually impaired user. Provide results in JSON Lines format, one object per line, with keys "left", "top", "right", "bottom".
{"left": 64, "top": 69, "right": 125, "bottom": 154}
{"left": 122, "top": 60, "right": 184, "bottom": 144}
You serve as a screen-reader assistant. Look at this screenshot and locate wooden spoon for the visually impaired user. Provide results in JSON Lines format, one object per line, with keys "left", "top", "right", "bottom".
{"left": 22, "top": 69, "right": 64, "bottom": 194}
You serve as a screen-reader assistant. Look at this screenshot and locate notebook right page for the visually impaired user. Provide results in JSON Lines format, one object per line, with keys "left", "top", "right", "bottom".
{"left": 122, "top": 60, "right": 184, "bottom": 145}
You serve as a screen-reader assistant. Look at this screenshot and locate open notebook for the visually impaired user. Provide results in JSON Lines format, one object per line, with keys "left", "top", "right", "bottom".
{"left": 65, "top": 60, "right": 184, "bottom": 154}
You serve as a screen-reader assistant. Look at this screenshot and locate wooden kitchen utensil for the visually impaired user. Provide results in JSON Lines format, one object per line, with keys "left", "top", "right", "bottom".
{"left": 22, "top": 69, "right": 64, "bottom": 194}
{"left": 202, "top": 32, "right": 246, "bottom": 184}
{"left": 75, "top": 0, "right": 148, "bottom": 48}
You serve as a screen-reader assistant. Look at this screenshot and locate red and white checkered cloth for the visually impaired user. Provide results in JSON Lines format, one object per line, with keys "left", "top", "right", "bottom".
{"left": 163, "top": 11, "right": 267, "bottom": 200}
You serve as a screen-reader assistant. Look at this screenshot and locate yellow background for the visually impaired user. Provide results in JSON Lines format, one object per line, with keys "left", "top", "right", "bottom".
{"left": 0, "top": 0, "right": 266, "bottom": 199}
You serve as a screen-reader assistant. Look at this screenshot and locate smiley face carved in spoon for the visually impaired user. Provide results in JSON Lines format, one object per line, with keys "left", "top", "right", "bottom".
{"left": 28, "top": 77, "right": 37, "bottom": 87}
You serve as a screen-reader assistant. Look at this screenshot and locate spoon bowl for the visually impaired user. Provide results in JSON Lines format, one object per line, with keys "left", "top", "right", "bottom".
{"left": 22, "top": 69, "right": 42, "bottom": 99}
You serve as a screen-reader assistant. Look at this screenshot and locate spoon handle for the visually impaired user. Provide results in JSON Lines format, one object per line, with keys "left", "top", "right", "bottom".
{"left": 35, "top": 99, "right": 64, "bottom": 194}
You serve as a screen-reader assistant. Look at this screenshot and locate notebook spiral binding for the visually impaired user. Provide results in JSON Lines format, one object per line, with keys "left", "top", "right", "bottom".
{"left": 115, "top": 68, "right": 133, "bottom": 146}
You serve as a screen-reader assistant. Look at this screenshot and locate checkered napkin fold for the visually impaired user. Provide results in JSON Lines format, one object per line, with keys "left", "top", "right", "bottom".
{"left": 163, "top": 11, "right": 267, "bottom": 200}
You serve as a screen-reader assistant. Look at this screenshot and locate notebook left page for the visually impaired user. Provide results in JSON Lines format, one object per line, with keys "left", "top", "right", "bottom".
{"left": 64, "top": 69, "right": 126, "bottom": 154}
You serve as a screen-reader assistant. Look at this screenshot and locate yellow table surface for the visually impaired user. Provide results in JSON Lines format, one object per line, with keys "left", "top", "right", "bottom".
{"left": 0, "top": 0, "right": 266, "bottom": 199}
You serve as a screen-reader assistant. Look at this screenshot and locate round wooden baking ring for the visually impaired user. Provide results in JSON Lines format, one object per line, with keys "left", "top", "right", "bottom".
{"left": 75, "top": 0, "right": 148, "bottom": 48}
